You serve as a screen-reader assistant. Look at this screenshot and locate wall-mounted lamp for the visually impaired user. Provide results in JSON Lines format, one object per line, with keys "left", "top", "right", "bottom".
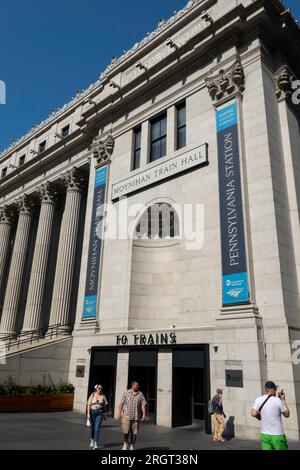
{"left": 30, "top": 149, "right": 39, "bottom": 156}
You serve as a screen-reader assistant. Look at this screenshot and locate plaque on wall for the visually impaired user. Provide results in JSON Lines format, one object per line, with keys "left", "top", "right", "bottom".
{"left": 76, "top": 366, "right": 85, "bottom": 378}
{"left": 226, "top": 369, "right": 244, "bottom": 388}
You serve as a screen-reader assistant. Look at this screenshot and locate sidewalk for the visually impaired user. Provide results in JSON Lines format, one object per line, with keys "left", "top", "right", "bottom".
{"left": 0, "top": 412, "right": 299, "bottom": 450}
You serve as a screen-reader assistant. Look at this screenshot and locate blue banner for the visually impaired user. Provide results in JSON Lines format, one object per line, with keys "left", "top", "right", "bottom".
{"left": 82, "top": 165, "right": 108, "bottom": 319}
{"left": 216, "top": 103, "right": 249, "bottom": 305}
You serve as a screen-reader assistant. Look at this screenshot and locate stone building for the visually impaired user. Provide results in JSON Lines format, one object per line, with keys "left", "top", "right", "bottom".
{"left": 1, "top": 0, "right": 300, "bottom": 440}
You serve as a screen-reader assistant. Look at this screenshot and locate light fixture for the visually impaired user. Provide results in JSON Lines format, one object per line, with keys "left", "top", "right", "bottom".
{"left": 30, "top": 149, "right": 39, "bottom": 156}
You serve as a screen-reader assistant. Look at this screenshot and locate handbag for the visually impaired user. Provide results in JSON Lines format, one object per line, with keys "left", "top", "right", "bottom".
{"left": 256, "top": 395, "right": 272, "bottom": 421}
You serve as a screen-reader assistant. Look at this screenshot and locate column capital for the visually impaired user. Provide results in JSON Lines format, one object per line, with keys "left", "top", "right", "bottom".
{"left": 206, "top": 59, "right": 245, "bottom": 106}
{"left": 37, "top": 182, "right": 60, "bottom": 205}
{"left": 275, "top": 65, "right": 296, "bottom": 103}
{"left": 0, "top": 205, "right": 17, "bottom": 225}
{"left": 62, "top": 167, "right": 87, "bottom": 192}
{"left": 17, "top": 194, "right": 38, "bottom": 216}
{"left": 91, "top": 134, "right": 115, "bottom": 167}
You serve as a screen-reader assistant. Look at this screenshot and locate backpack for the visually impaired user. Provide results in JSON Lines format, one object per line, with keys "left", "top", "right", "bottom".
{"left": 208, "top": 398, "right": 214, "bottom": 415}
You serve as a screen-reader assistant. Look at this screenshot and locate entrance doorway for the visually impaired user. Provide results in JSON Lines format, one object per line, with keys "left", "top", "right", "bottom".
{"left": 172, "top": 348, "right": 210, "bottom": 432}
{"left": 89, "top": 349, "right": 117, "bottom": 417}
{"left": 128, "top": 349, "right": 157, "bottom": 423}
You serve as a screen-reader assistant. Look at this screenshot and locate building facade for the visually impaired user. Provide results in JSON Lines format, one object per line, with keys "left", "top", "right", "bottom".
{"left": 1, "top": 0, "right": 300, "bottom": 440}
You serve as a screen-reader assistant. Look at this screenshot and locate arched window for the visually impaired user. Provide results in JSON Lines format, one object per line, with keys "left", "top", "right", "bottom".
{"left": 135, "top": 203, "right": 179, "bottom": 239}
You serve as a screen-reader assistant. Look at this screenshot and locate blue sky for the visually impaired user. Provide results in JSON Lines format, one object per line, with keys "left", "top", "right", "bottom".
{"left": 0, "top": 0, "right": 299, "bottom": 154}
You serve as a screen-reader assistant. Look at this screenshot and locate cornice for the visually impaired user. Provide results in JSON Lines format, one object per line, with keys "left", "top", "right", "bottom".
{"left": 0, "top": 0, "right": 215, "bottom": 161}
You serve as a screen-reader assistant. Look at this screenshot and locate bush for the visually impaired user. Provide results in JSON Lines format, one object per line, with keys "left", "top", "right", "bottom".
{"left": 26, "top": 384, "right": 56, "bottom": 395}
{"left": 57, "top": 383, "right": 75, "bottom": 394}
{"left": 1, "top": 377, "right": 24, "bottom": 396}
{"left": 0, "top": 377, "right": 75, "bottom": 396}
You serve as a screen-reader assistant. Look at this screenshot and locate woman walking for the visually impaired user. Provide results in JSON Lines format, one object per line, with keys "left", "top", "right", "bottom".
{"left": 87, "top": 384, "right": 108, "bottom": 450}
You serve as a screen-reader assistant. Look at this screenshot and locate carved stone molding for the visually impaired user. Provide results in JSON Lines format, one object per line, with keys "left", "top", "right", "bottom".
{"left": 62, "top": 167, "right": 86, "bottom": 192}
{"left": 37, "top": 182, "right": 60, "bottom": 205}
{"left": 206, "top": 59, "right": 245, "bottom": 104}
{"left": 91, "top": 134, "right": 115, "bottom": 166}
{"left": 275, "top": 66, "right": 296, "bottom": 103}
{"left": 0, "top": 205, "right": 17, "bottom": 225}
{"left": 17, "top": 194, "right": 38, "bottom": 216}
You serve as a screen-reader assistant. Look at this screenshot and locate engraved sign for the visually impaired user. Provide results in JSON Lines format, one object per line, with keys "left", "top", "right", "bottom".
{"left": 112, "top": 143, "right": 208, "bottom": 200}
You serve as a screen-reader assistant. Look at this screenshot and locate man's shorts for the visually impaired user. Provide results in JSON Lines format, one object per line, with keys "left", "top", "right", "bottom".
{"left": 121, "top": 416, "right": 139, "bottom": 435}
{"left": 261, "top": 433, "right": 288, "bottom": 450}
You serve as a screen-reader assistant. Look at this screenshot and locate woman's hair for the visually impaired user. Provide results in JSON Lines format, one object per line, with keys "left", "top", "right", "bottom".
{"left": 94, "top": 384, "right": 103, "bottom": 390}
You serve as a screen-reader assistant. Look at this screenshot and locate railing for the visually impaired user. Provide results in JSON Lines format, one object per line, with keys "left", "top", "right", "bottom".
{"left": 1, "top": 322, "right": 74, "bottom": 352}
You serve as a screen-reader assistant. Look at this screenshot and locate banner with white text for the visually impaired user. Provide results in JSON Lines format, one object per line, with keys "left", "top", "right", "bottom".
{"left": 82, "top": 165, "right": 108, "bottom": 319}
{"left": 216, "top": 103, "right": 249, "bottom": 305}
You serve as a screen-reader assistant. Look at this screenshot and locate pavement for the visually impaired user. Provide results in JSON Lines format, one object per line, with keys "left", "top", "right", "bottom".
{"left": 0, "top": 412, "right": 300, "bottom": 450}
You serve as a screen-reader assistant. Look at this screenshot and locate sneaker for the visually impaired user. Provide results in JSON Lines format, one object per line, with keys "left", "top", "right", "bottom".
{"left": 90, "top": 439, "right": 94, "bottom": 448}
{"left": 122, "top": 443, "right": 128, "bottom": 450}
{"left": 218, "top": 437, "right": 225, "bottom": 443}
{"left": 93, "top": 444, "right": 98, "bottom": 450}
{"left": 129, "top": 444, "right": 134, "bottom": 451}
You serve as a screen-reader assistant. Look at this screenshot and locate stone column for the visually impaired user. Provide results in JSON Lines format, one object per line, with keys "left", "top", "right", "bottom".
{"left": 156, "top": 349, "right": 173, "bottom": 427}
{"left": 22, "top": 183, "right": 59, "bottom": 332}
{"left": 114, "top": 350, "right": 129, "bottom": 418}
{"left": 0, "top": 206, "right": 16, "bottom": 295}
{"left": 0, "top": 195, "right": 37, "bottom": 336}
{"left": 48, "top": 168, "right": 86, "bottom": 330}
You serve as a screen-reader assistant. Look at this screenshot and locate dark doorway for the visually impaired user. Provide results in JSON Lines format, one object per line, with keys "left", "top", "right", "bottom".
{"left": 172, "top": 348, "right": 208, "bottom": 430}
{"left": 89, "top": 349, "right": 117, "bottom": 417}
{"left": 128, "top": 349, "right": 157, "bottom": 423}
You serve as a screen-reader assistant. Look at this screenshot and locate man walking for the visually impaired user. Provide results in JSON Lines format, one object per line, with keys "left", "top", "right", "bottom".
{"left": 118, "top": 381, "right": 147, "bottom": 451}
{"left": 251, "top": 381, "right": 290, "bottom": 450}
{"left": 212, "top": 388, "right": 226, "bottom": 443}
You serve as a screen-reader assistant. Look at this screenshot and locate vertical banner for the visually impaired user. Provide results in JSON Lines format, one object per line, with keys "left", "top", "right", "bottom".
{"left": 216, "top": 103, "right": 250, "bottom": 305}
{"left": 82, "top": 165, "right": 109, "bottom": 319}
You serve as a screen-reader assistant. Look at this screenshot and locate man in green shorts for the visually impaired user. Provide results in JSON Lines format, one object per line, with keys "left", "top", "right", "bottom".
{"left": 251, "top": 381, "right": 290, "bottom": 450}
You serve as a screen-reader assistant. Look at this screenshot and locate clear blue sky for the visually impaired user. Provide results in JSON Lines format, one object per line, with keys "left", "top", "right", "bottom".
{"left": 0, "top": 0, "right": 299, "bottom": 154}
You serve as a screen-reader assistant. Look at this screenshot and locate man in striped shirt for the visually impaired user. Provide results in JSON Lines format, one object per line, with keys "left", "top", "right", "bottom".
{"left": 118, "top": 381, "right": 147, "bottom": 450}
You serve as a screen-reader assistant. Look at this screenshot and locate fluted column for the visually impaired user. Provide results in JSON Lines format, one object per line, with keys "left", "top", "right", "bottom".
{"left": 0, "top": 206, "right": 16, "bottom": 295}
{"left": 0, "top": 195, "right": 37, "bottom": 336}
{"left": 22, "top": 183, "right": 59, "bottom": 332}
{"left": 48, "top": 168, "right": 85, "bottom": 330}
